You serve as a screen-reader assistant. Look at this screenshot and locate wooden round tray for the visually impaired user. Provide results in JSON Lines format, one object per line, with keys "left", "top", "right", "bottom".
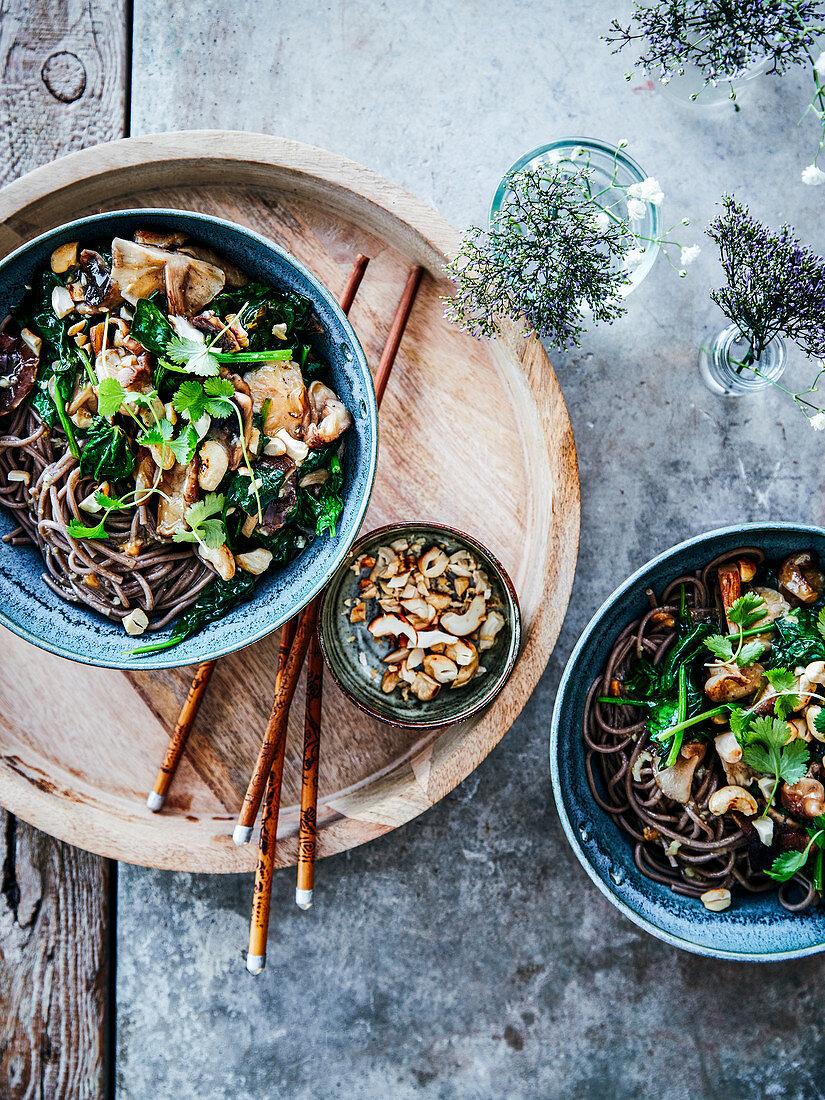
{"left": 0, "top": 132, "right": 579, "bottom": 872}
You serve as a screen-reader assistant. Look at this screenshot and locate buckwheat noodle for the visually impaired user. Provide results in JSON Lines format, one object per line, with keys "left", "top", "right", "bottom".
{"left": 0, "top": 404, "right": 212, "bottom": 629}
{"left": 583, "top": 546, "right": 816, "bottom": 912}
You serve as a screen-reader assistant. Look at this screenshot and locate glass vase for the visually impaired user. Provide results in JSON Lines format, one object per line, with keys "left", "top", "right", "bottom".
{"left": 698, "top": 324, "right": 787, "bottom": 396}
{"left": 657, "top": 54, "right": 772, "bottom": 106}
{"left": 489, "top": 138, "right": 660, "bottom": 295}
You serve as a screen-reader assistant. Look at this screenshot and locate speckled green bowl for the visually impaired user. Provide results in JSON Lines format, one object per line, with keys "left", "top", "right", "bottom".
{"left": 318, "top": 523, "right": 521, "bottom": 728}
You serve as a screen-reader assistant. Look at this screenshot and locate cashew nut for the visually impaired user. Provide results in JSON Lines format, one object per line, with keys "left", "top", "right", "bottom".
{"left": 714, "top": 730, "right": 742, "bottom": 765}
{"left": 418, "top": 547, "right": 449, "bottom": 578}
{"left": 198, "top": 438, "right": 230, "bottom": 491}
{"left": 440, "top": 594, "right": 487, "bottom": 637}
{"left": 708, "top": 784, "right": 758, "bottom": 817}
{"left": 478, "top": 609, "right": 505, "bottom": 651}
{"left": 806, "top": 705, "right": 825, "bottom": 742}
{"left": 700, "top": 888, "right": 731, "bottom": 912}
{"left": 423, "top": 654, "right": 459, "bottom": 683}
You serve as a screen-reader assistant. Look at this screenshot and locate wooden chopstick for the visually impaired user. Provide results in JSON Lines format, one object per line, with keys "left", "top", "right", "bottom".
{"left": 245, "top": 616, "right": 298, "bottom": 975}
{"left": 291, "top": 265, "right": 425, "bottom": 905}
{"left": 295, "top": 631, "right": 323, "bottom": 909}
{"left": 146, "top": 254, "right": 370, "bottom": 813}
{"left": 147, "top": 660, "right": 215, "bottom": 811}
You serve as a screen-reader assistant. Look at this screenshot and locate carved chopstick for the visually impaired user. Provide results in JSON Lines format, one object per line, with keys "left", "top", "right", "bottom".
{"left": 146, "top": 254, "right": 369, "bottom": 813}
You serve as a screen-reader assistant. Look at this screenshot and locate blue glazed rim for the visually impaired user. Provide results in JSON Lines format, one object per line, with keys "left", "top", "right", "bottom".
{"left": 551, "top": 522, "right": 825, "bottom": 961}
{"left": 0, "top": 209, "right": 378, "bottom": 670}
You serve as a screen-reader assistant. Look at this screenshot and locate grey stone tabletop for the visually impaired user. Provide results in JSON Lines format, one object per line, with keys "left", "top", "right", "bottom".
{"left": 117, "top": 2, "right": 825, "bottom": 1097}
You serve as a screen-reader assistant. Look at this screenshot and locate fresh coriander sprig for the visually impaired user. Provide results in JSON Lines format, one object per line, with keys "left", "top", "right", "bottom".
{"left": 703, "top": 592, "right": 768, "bottom": 666}
{"left": 172, "top": 493, "right": 227, "bottom": 550}
{"left": 165, "top": 302, "right": 251, "bottom": 376}
{"left": 734, "top": 714, "right": 809, "bottom": 816}
{"left": 766, "top": 817, "right": 825, "bottom": 884}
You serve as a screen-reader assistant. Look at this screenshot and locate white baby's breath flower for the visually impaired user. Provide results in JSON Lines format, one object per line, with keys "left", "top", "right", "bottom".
{"left": 809, "top": 411, "right": 825, "bottom": 431}
{"left": 680, "top": 244, "right": 701, "bottom": 266}
{"left": 627, "top": 176, "right": 665, "bottom": 206}
{"left": 594, "top": 211, "right": 611, "bottom": 234}
{"left": 624, "top": 247, "right": 646, "bottom": 268}
{"left": 814, "top": 51, "right": 825, "bottom": 77}
{"left": 627, "top": 197, "right": 646, "bottom": 221}
{"left": 802, "top": 164, "right": 825, "bottom": 186}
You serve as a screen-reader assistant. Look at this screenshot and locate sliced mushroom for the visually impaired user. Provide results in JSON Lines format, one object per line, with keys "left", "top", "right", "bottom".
{"left": 178, "top": 244, "right": 249, "bottom": 288}
{"left": 750, "top": 586, "right": 790, "bottom": 628}
{"left": 255, "top": 455, "right": 298, "bottom": 537}
{"left": 164, "top": 252, "right": 226, "bottom": 315}
{"left": 778, "top": 551, "right": 823, "bottom": 604}
{"left": 717, "top": 563, "right": 741, "bottom": 632}
{"left": 478, "top": 609, "right": 505, "bottom": 651}
{"left": 652, "top": 743, "right": 705, "bottom": 804}
{"left": 51, "top": 285, "right": 75, "bottom": 320}
{"left": 78, "top": 249, "right": 122, "bottom": 309}
{"left": 235, "top": 548, "right": 273, "bottom": 575}
{"left": 134, "top": 228, "right": 188, "bottom": 249}
{"left": 781, "top": 776, "right": 825, "bottom": 818}
{"left": 440, "top": 594, "right": 487, "bottom": 636}
{"left": 797, "top": 661, "right": 825, "bottom": 708}
{"left": 244, "top": 361, "right": 309, "bottom": 438}
{"left": 806, "top": 705, "right": 825, "bottom": 742}
{"left": 304, "top": 380, "right": 352, "bottom": 448}
{"left": 714, "top": 729, "right": 743, "bottom": 765}
{"left": 368, "top": 614, "right": 418, "bottom": 648}
{"left": 0, "top": 334, "right": 38, "bottom": 414}
{"left": 737, "top": 558, "right": 758, "bottom": 583}
{"left": 704, "top": 661, "right": 764, "bottom": 703}
{"left": 423, "top": 654, "right": 459, "bottom": 683}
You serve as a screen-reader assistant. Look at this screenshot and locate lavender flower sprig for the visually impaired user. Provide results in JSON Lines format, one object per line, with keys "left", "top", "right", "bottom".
{"left": 445, "top": 153, "right": 695, "bottom": 348}
{"left": 606, "top": 0, "right": 825, "bottom": 90}
{"left": 706, "top": 195, "right": 825, "bottom": 363}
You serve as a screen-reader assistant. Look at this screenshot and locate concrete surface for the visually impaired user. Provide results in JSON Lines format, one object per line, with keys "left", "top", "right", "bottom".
{"left": 118, "top": 2, "right": 825, "bottom": 1096}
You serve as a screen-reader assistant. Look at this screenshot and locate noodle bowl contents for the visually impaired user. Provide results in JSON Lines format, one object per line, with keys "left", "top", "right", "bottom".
{"left": 0, "top": 229, "right": 353, "bottom": 654}
{"left": 585, "top": 547, "right": 825, "bottom": 914}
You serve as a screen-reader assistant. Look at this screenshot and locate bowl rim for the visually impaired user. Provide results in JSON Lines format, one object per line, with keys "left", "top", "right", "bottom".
{"left": 318, "top": 521, "right": 522, "bottom": 730}
{"left": 550, "top": 521, "right": 825, "bottom": 961}
{"left": 0, "top": 207, "right": 378, "bottom": 669}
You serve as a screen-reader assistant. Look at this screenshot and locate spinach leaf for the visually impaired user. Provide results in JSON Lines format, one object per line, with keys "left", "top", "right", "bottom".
{"left": 80, "top": 416, "right": 135, "bottom": 481}
{"left": 765, "top": 609, "right": 825, "bottom": 670}
{"left": 225, "top": 462, "right": 288, "bottom": 514}
{"left": 257, "top": 524, "right": 307, "bottom": 566}
{"left": 211, "top": 282, "right": 313, "bottom": 351}
{"left": 659, "top": 622, "right": 715, "bottom": 690}
{"left": 131, "top": 297, "right": 175, "bottom": 355}
{"left": 132, "top": 570, "right": 258, "bottom": 655}
{"left": 16, "top": 270, "right": 64, "bottom": 351}
{"left": 297, "top": 454, "right": 344, "bottom": 537}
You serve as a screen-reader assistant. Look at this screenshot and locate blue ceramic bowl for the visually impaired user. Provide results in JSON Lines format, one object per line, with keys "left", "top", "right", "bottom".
{"left": 0, "top": 210, "right": 378, "bottom": 669}
{"left": 551, "top": 523, "right": 825, "bottom": 961}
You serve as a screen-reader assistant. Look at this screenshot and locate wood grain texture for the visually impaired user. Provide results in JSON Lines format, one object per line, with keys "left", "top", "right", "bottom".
{"left": 0, "top": 133, "right": 580, "bottom": 873}
{"left": 0, "top": 2, "right": 127, "bottom": 1096}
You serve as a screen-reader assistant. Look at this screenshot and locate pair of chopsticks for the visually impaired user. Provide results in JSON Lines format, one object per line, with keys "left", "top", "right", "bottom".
{"left": 146, "top": 254, "right": 424, "bottom": 972}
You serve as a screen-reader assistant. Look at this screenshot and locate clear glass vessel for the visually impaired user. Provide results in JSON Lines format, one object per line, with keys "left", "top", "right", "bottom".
{"left": 657, "top": 55, "right": 772, "bottom": 107}
{"left": 490, "top": 138, "right": 660, "bottom": 295}
{"left": 699, "top": 323, "right": 787, "bottom": 396}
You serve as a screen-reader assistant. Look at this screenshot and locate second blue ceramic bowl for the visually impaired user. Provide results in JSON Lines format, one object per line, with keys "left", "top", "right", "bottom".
{"left": 0, "top": 210, "right": 378, "bottom": 669}
{"left": 551, "top": 523, "right": 825, "bottom": 961}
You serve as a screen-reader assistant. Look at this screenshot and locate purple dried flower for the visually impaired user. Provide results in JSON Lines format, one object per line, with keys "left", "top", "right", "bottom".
{"left": 606, "top": 1, "right": 825, "bottom": 86}
{"left": 444, "top": 164, "right": 631, "bottom": 348}
{"left": 706, "top": 195, "right": 825, "bottom": 360}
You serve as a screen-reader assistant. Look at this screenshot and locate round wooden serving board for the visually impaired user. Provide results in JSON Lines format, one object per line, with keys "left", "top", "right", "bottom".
{"left": 0, "top": 132, "right": 579, "bottom": 872}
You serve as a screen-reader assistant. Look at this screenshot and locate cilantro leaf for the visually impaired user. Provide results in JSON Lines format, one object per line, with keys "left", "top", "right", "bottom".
{"left": 97, "top": 376, "right": 127, "bottom": 419}
{"left": 204, "top": 376, "right": 235, "bottom": 398}
{"left": 704, "top": 634, "right": 734, "bottom": 662}
{"left": 728, "top": 592, "right": 768, "bottom": 629}
{"left": 746, "top": 715, "right": 790, "bottom": 750}
{"left": 139, "top": 419, "right": 174, "bottom": 448}
{"left": 815, "top": 709, "right": 825, "bottom": 737}
{"left": 172, "top": 380, "right": 209, "bottom": 422}
{"left": 203, "top": 376, "right": 236, "bottom": 417}
{"left": 741, "top": 742, "right": 774, "bottom": 775}
{"left": 729, "top": 707, "right": 750, "bottom": 740}
{"left": 67, "top": 515, "right": 108, "bottom": 540}
{"left": 780, "top": 738, "right": 810, "bottom": 785}
{"left": 738, "top": 639, "right": 767, "bottom": 666}
{"left": 818, "top": 607, "right": 825, "bottom": 643}
{"left": 765, "top": 667, "right": 799, "bottom": 720}
{"left": 765, "top": 847, "right": 813, "bottom": 883}
{"left": 166, "top": 337, "right": 220, "bottom": 377}
{"left": 172, "top": 492, "right": 227, "bottom": 548}
{"left": 167, "top": 424, "right": 198, "bottom": 465}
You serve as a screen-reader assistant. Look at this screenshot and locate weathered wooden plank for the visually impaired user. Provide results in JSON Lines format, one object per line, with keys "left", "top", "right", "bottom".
{"left": 0, "top": 1, "right": 127, "bottom": 1097}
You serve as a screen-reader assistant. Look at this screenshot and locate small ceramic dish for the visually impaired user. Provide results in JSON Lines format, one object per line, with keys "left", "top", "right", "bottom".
{"left": 0, "top": 209, "right": 378, "bottom": 670}
{"left": 318, "top": 522, "right": 521, "bottom": 728}
{"left": 551, "top": 522, "right": 825, "bottom": 961}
